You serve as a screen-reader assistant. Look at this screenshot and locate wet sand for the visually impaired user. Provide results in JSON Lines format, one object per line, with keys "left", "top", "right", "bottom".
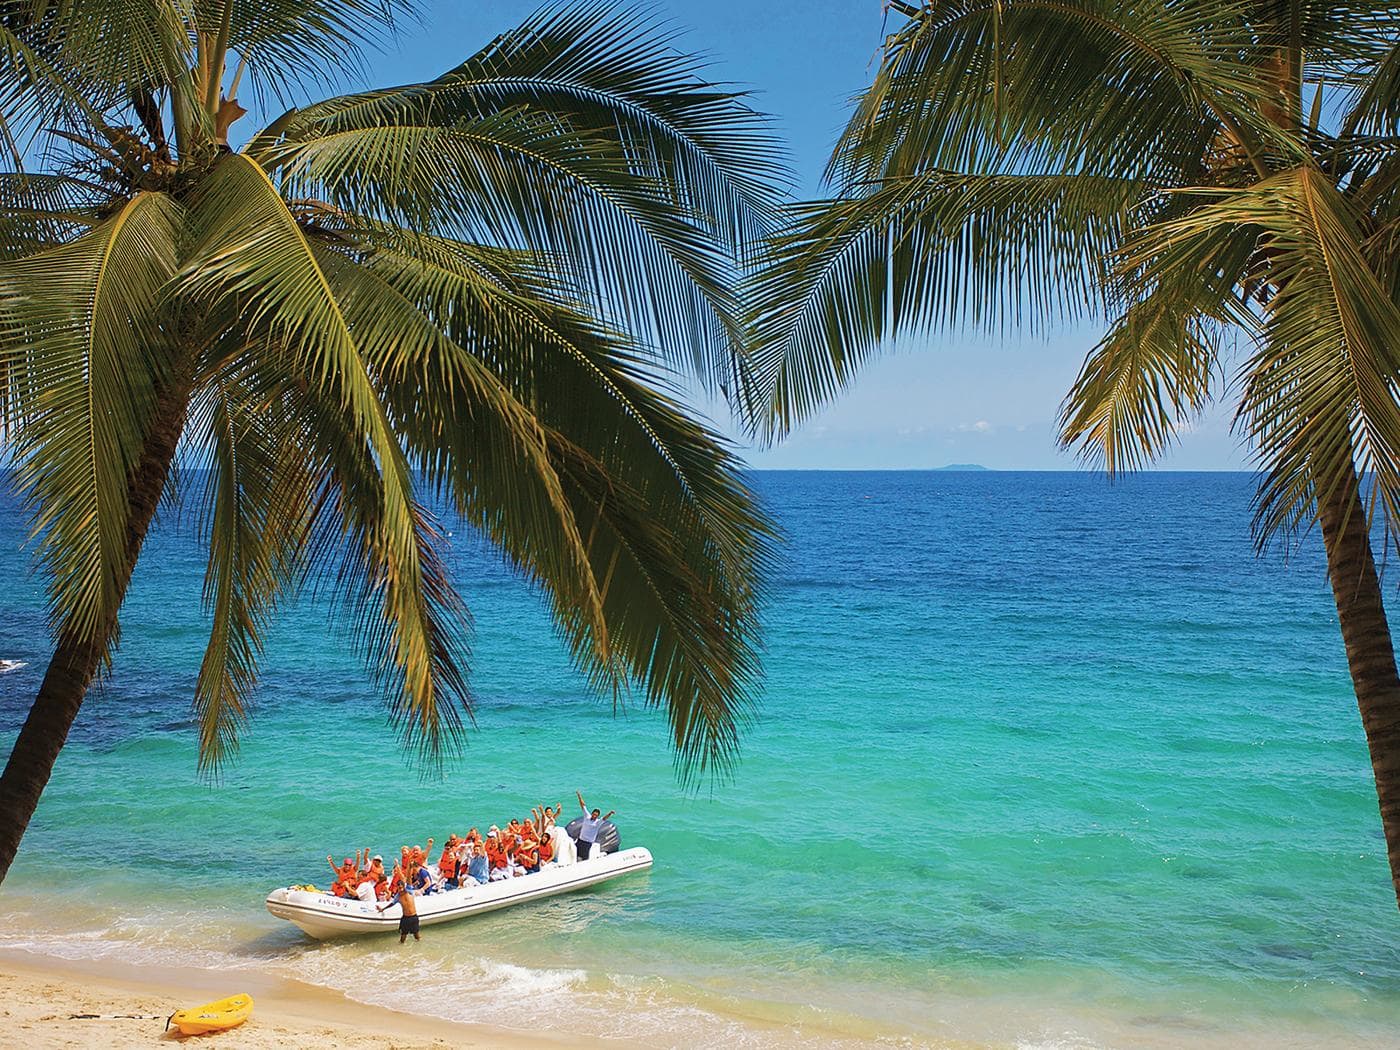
{"left": 0, "top": 947, "right": 633, "bottom": 1048}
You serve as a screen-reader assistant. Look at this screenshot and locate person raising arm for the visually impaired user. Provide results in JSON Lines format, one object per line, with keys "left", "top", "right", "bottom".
{"left": 327, "top": 855, "right": 357, "bottom": 897}
{"left": 574, "top": 791, "right": 615, "bottom": 860}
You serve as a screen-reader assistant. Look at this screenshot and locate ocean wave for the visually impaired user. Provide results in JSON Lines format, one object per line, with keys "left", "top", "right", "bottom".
{"left": 282, "top": 946, "right": 777, "bottom": 1046}
{"left": 0, "top": 903, "right": 909, "bottom": 1049}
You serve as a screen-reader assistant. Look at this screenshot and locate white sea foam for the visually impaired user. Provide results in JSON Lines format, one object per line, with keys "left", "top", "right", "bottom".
{"left": 0, "top": 905, "right": 945, "bottom": 1048}
{"left": 0, "top": 922, "right": 253, "bottom": 976}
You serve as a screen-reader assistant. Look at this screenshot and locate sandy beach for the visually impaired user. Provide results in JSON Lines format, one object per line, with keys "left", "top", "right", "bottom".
{"left": 0, "top": 948, "right": 613, "bottom": 1049}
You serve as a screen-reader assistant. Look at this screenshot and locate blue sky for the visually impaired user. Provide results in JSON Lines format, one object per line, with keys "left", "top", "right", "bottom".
{"left": 350, "top": 2, "right": 1250, "bottom": 470}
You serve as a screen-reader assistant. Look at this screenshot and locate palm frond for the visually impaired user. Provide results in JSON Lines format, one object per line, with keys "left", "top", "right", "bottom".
{"left": 0, "top": 189, "right": 184, "bottom": 644}
{"left": 1058, "top": 196, "right": 1265, "bottom": 470}
{"left": 271, "top": 1, "right": 784, "bottom": 241}
{"left": 250, "top": 1, "right": 784, "bottom": 399}
{"left": 327, "top": 223, "right": 775, "bottom": 778}
{"left": 0, "top": 0, "right": 194, "bottom": 150}
{"left": 184, "top": 366, "right": 319, "bottom": 772}
{"left": 833, "top": 0, "right": 1295, "bottom": 189}
{"left": 197, "top": 0, "right": 415, "bottom": 107}
{"left": 1236, "top": 168, "right": 1400, "bottom": 546}
{"left": 1058, "top": 284, "right": 1240, "bottom": 473}
{"left": 0, "top": 172, "right": 112, "bottom": 260}
{"left": 750, "top": 171, "right": 1137, "bottom": 439}
{"left": 180, "top": 153, "right": 470, "bottom": 764}
{"left": 1344, "top": 35, "right": 1400, "bottom": 135}
{"left": 311, "top": 230, "right": 618, "bottom": 681}
{"left": 1123, "top": 166, "right": 1400, "bottom": 544}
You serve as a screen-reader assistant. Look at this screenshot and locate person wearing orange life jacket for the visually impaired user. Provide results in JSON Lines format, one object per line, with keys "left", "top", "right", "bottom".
{"left": 536, "top": 833, "right": 555, "bottom": 867}
{"left": 327, "top": 855, "right": 357, "bottom": 897}
{"left": 438, "top": 836, "right": 461, "bottom": 887}
{"left": 515, "top": 833, "right": 540, "bottom": 874}
{"left": 498, "top": 830, "right": 517, "bottom": 872}
{"left": 352, "top": 871, "right": 375, "bottom": 904}
{"left": 509, "top": 832, "right": 531, "bottom": 877}
{"left": 388, "top": 856, "right": 408, "bottom": 899}
{"left": 409, "top": 838, "right": 433, "bottom": 869}
{"left": 485, "top": 827, "right": 513, "bottom": 881}
{"left": 372, "top": 856, "right": 393, "bottom": 900}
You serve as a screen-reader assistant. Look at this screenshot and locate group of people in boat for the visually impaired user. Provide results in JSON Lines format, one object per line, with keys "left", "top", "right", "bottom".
{"left": 323, "top": 791, "right": 616, "bottom": 906}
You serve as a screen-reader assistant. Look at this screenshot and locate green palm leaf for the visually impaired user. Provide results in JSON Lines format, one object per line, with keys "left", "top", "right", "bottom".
{"left": 0, "top": 191, "right": 183, "bottom": 645}
{"left": 186, "top": 370, "right": 316, "bottom": 770}
{"left": 752, "top": 171, "right": 1138, "bottom": 437}
{"left": 326, "top": 222, "right": 775, "bottom": 776}
{"left": 180, "top": 152, "right": 470, "bottom": 762}
{"left": 251, "top": 2, "right": 779, "bottom": 398}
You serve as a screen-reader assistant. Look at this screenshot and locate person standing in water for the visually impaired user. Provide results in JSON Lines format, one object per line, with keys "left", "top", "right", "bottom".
{"left": 377, "top": 873, "right": 422, "bottom": 943}
{"left": 574, "top": 791, "right": 615, "bottom": 860}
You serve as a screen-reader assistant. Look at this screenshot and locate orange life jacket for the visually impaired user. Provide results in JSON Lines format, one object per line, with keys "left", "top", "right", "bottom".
{"left": 537, "top": 838, "right": 554, "bottom": 864}
{"left": 330, "top": 860, "right": 355, "bottom": 896}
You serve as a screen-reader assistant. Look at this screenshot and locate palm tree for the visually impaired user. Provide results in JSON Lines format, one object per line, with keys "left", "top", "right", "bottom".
{"left": 750, "top": 0, "right": 1400, "bottom": 908}
{"left": 0, "top": 0, "right": 786, "bottom": 884}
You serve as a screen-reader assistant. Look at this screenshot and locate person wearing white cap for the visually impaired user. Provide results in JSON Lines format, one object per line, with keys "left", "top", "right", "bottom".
{"left": 352, "top": 854, "right": 387, "bottom": 903}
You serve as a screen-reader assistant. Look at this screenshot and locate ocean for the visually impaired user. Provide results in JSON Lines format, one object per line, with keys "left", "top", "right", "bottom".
{"left": 0, "top": 470, "right": 1397, "bottom": 1048}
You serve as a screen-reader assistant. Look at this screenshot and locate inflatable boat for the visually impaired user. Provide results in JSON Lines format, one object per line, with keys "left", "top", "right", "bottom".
{"left": 266, "top": 844, "right": 652, "bottom": 939}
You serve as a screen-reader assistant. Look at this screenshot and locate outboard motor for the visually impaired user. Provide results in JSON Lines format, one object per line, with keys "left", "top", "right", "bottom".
{"left": 564, "top": 817, "right": 620, "bottom": 855}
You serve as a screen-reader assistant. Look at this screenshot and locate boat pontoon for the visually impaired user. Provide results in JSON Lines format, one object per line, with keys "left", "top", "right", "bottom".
{"left": 266, "top": 844, "right": 652, "bottom": 939}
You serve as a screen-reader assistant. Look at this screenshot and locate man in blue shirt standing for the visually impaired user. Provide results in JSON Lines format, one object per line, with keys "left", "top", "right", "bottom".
{"left": 575, "top": 790, "right": 616, "bottom": 860}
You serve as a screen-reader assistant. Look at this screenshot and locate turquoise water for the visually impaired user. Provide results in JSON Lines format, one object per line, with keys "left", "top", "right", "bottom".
{"left": 1, "top": 471, "right": 1397, "bottom": 1047}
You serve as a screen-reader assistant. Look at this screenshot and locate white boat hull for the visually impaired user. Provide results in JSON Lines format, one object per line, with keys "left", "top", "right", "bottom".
{"left": 265, "top": 846, "right": 653, "bottom": 938}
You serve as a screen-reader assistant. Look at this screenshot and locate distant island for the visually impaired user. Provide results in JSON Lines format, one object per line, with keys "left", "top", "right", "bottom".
{"left": 934, "top": 463, "right": 990, "bottom": 471}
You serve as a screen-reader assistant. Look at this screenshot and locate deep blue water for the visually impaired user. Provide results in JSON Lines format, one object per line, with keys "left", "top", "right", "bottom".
{"left": 0, "top": 471, "right": 1396, "bottom": 1048}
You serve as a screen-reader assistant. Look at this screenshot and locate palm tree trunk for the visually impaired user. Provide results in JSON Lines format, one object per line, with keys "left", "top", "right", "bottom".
{"left": 0, "top": 379, "right": 191, "bottom": 884}
{"left": 1317, "top": 472, "right": 1400, "bottom": 910}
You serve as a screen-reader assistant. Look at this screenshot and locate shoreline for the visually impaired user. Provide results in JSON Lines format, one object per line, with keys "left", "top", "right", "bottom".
{"left": 1, "top": 898, "right": 1397, "bottom": 1050}
{"left": 0, "top": 946, "right": 630, "bottom": 1048}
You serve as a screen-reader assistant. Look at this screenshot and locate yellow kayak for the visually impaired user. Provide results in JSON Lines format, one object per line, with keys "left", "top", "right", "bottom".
{"left": 168, "top": 994, "right": 253, "bottom": 1036}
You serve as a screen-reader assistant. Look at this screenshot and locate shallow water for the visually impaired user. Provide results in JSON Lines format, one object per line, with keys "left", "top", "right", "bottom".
{"left": 1, "top": 471, "right": 1397, "bottom": 1047}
